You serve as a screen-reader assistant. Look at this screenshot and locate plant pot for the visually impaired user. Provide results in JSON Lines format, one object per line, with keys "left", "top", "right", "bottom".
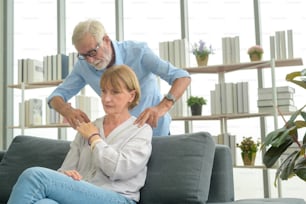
{"left": 241, "top": 152, "right": 256, "bottom": 166}
{"left": 249, "top": 53, "right": 262, "bottom": 62}
{"left": 190, "top": 104, "right": 202, "bottom": 116}
{"left": 196, "top": 55, "right": 209, "bottom": 66}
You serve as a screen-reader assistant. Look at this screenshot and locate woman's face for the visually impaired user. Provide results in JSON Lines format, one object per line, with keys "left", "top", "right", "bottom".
{"left": 101, "top": 81, "right": 135, "bottom": 115}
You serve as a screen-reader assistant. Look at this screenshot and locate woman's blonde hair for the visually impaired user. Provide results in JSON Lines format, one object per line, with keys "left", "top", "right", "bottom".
{"left": 72, "top": 19, "right": 106, "bottom": 45}
{"left": 100, "top": 65, "right": 141, "bottom": 110}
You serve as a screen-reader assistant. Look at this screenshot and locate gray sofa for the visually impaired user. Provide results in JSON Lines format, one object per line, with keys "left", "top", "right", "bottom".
{"left": 0, "top": 132, "right": 305, "bottom": 204}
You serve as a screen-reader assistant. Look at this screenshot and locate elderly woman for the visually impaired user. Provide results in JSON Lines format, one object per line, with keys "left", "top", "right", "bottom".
{"left": 8, "top": 65, "right": 152, "bottom": 204}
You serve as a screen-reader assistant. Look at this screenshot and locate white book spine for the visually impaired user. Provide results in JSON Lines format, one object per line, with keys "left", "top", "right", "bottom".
{"left": 280, "top": 30, "right": 287, "bottom": 59}
{"left": 234, "top": 36, "right": 240, "bottom": 63}
{"left": 275, "top": 31, "right": 281, "bottom": 60}
{"left": 287, "top": 29, "right": 294, "bottom": 59}
{"left": 214, "top": 83, "right": 222, "bottom": 115}
{"left": 173, "top": 39, "right": 181, "bottom": 67}
{"left": 225, "top": 83, "right": 234, "bottom": 114}
{"left": 18, "top": 59, "right": 23, "bottom": 84}
{"left": 237, "top": 82, "right": 244, "bottom": 113}
{"left": 242, "top": 82, "right": 249, "bottom": 113}
{"left": 270, "top": 36, "right": 275, "bottom": 59}
{"left": 210, "top": 90, "right": 216, "bottom": 115}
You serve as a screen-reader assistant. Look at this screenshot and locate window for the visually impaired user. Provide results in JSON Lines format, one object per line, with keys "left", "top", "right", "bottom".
{"left": 13, "top": 0, "right": 57, "bottom": 139}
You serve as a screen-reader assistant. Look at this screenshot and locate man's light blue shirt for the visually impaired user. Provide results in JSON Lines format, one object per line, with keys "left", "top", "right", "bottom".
{"left": 48, "top": 40, "right": 190, "bottom": 136}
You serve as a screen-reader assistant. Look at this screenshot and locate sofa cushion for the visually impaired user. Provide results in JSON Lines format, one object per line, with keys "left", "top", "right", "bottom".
{"left": 0, "top": 135, "right": 70, "bottom": 204}
{"left": 207, "top": 145, "right": 235, "bottom": 203}
{"left": 234, "top": 198, "right": 306, "bottom": 204}
{"left": 139, "top": 132, "right": 216, "bottom": 204}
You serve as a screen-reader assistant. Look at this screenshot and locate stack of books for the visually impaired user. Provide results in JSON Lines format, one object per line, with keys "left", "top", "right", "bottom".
{"left": 19, "top": 98, "right": 43, "bottom": 126}
{"left": 221, "top": 36, "right": 240, "bottom": 64}
{"left": 257, "top": 86, "right": 296, "bottom": 113}
{"left": 210, "top": 81, "right": 249, "bottom": 115}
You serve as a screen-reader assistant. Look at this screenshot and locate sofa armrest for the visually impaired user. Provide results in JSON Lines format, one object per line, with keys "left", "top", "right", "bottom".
{"left": 207, "top": 144, "right": 235, "bottom": 203}
{"left": 0, "top": 151, "right": 6, "bottom": 162}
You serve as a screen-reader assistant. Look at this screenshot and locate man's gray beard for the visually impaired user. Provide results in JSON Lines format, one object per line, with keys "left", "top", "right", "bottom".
{"left": 93, "top": 63, "right": 106, "bottom": 71}
{"left": 93, "top": 49, "right": 112, "bottom": 70}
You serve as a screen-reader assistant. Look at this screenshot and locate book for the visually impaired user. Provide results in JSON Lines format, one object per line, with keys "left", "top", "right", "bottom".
{"left": 258, "top": 92, "right": 294, "bottom": 100}
{"left": 258, "top": 105, "right": 297, "bottom": 113}
{"left": 75, "top": 95, "right": 100, "bottom": 121}
{"left": 270, "top": 35, "right": 276, "bottom": 59}
{"left": 18, "top": 59, "right": 23, "bottom": 83}
{"left": 225, "top": 82, "right": 235, "bottom": 114}
{"left": 27, "top": 59, "right": 44, "bottom": 83}
{"left": 214, "top": 83, "right": 222, "bottom": 115}
{"left": 257, "top": 98, "right": 294, "bottom": 107}
{"left": 179, "top": 38, "right": 190, "bottom": 68}
{"left": 27, "top": 98, "right": 43, "bottom": 126}
{"left": 236, "top": 82, "right": 244, "bottom": 113}
{"left": 258, "top": 86, "right": 295, "bottom": 94}
{"left": 68, "top": 52, "right": 78, "bottom": 74}
{"left": 210, "top": 90, "right": 216, "bottom": 115}
{"left": 287, "top": 29, "right": 294, "bottom": 59}
{"left": 173, "top": 39, "right": 181, "bottom": 67}
{"left": 275, "top": 30, "right": 287, "bottom": 60}
{"left": 56, "top": 54, "right": 69, "bottom": 80}
{"left": 242, "top": 82, "right": 249, "bottom": 113}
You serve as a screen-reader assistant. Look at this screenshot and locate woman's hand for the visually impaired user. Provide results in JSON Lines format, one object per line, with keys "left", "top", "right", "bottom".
{"left": 76, "top": 122, "right": 99, "bottom": 139}
{"left": 63, "top": 170, "right": 83, "bottom": 181}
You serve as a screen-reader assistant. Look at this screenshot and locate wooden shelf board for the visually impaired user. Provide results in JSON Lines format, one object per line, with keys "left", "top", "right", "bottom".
{"left": 8, "top": 80, "right": 63, "bottom": 89}
{"left": 8, "top": 123, "right": 71, "bottom": 129}
{"left": 172, "top": 112, "right": 295, "bottom": 121}
{"left": 234, "top": 165, "right": 274, "bottom": 169}
{"left": 184, "top": 58, "right": 303, "bottom": 74}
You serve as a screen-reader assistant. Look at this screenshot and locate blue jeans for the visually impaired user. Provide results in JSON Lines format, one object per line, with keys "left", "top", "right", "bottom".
{"left": 8, "top": 167, "right": 136, "bottom": 204}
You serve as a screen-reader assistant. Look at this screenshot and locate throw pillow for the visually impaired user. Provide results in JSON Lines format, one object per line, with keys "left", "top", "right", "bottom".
{"left": 139, "top": 132, "right": 215, "bottom": 204}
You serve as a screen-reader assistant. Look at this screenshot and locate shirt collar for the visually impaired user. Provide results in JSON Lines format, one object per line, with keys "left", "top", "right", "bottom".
{"left": 111, "top": 40, "right": 124, "bottom": 65}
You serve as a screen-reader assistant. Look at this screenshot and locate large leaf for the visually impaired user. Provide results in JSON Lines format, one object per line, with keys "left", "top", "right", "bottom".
{"left": 271, "top": 126, "right": 296, "bottom": 147}
{"left": 294, "top": 157, "right": 306, "bottom": 181}
{"left": 263, "top": 126, "right": 288, "bottom": 147}
{"left": 287, "top": 105, "right": 306, "bottom": 124}
{"left": 295, "top": 120, "right": 306, "bottom": 129}
{"left": 301, "top": 111, "right": 306, "bottom": 121}
{"left": 286, "top": 71, "right": 306, "bottom": 89}
{"left": 279, "top": 150, "right": 300, "bottom": 180}
{"left": 263, "top": 138, "right": 293, "bottom": 168}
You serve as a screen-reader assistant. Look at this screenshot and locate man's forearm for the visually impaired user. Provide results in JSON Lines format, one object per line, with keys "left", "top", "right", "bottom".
{"left": 49, "top": 96, "right": 71, "bottom": 116}
{"left": 159, "top": 77, "right": 191, "bottom": 113}
{"left": 168, "top": 77, "right": 191, "bottom": 101}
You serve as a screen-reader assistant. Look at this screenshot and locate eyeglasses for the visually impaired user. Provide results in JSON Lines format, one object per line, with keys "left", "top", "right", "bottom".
{"left": 77, "top": 44, "right": 100, "bottom": 60}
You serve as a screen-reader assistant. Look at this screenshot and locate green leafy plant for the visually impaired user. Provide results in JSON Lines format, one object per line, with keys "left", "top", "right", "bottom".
{"left": 237, "top": 137, "right": 260, "bottom": 154}
{"left": 187, "top": 96, "right": 207, "bottom": 107}
{"left": 261, "top": 69, "right": 306, "bottom": 186}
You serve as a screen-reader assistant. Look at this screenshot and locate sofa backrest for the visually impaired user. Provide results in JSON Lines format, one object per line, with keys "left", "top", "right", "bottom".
{"left": 0, "top": 151, "right": 5, "bottom": 162}
{"left": 207, "top": 145, "right": 235, "bottom": 203}
{"left": 140, "top": 132, "right": 216, "bottom": 204}
{"left": 0, "top": 133, "right": 234, "bottom": 204}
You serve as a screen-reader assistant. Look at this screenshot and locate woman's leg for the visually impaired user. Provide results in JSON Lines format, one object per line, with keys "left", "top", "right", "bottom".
{"left": 8, "top": 167, "right": 135, "bottom": 204}
{"left": 35, "top": 199, "right": 59, "bottom": 204}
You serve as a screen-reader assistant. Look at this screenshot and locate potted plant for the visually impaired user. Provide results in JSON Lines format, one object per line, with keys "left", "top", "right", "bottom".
{"left": 187, "top": 96, "right": 207, "bottom": 116}
{"left": 237, "top": 137, "right": 261, "bottom": 166}
{"left": 247, "top": 45, "right": 264, "bottom": 61}
{"left": 191, "top": 40, "right": 214, "bottom": 66}
{"left": 261, "top": 68, "right": 306, "bottom": 185}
